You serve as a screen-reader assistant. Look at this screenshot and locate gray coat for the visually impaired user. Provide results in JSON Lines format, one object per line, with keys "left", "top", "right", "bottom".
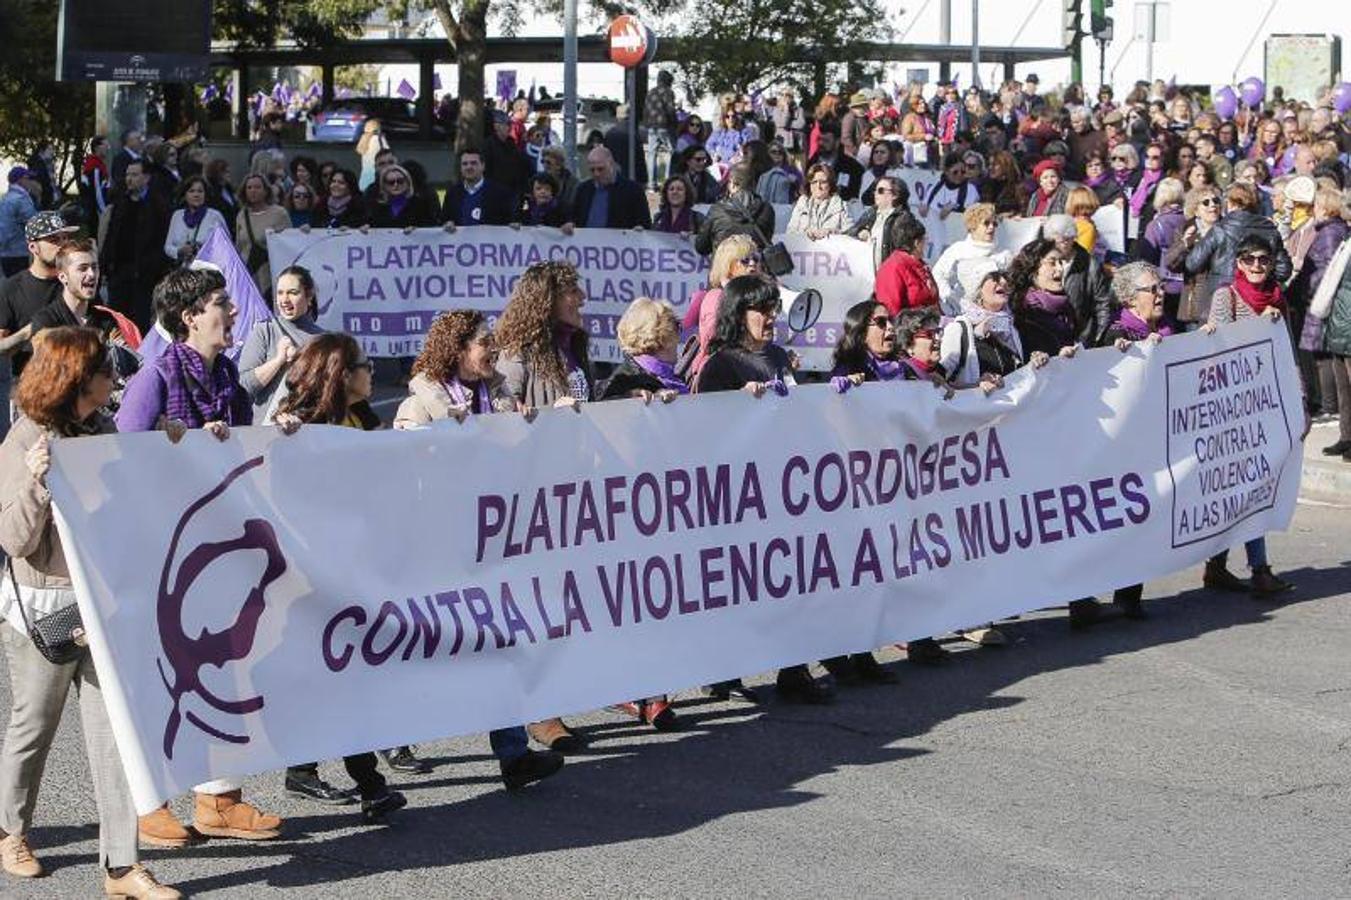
{"left": 237, "top": 316, "right": 326, "bottom": 421}
{"left": 496, "top": 342, "right": 595, "bottom": 410}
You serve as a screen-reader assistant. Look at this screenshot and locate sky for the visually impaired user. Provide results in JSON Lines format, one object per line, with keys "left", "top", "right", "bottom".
{"left": 377, "top": 0, "right": 1344, "bottom": 112}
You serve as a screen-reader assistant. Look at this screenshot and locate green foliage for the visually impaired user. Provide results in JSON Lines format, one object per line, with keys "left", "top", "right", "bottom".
{"left": 212, "top": 0, "right": 404, "bottom": 48}
{"left": 668, "top": 0, "right": 890, "bottom": 96}
{"left": 0, "top": 1, "right": 95, "bottom": 191}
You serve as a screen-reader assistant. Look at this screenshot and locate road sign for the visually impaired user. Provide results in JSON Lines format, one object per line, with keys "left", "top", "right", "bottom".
{"left": 608, "top": 15, "right": 650, "bottom": 69}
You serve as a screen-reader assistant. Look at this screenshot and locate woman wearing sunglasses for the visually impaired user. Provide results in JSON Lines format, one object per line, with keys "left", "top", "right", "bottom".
{"left": 367, "top": 164, "right": 438, "bottom": 230}
{"left": 1199, "top": 236, "right": 1305, "bottom": 597}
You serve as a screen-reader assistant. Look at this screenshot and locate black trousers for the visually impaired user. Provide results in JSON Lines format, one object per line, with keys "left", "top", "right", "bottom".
{"left": 287, "top": 754, "right": 385, "bottom": 801}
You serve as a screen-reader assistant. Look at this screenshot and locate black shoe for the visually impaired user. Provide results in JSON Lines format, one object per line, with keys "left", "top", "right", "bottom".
{"left": 1323, "top": 440, "right": 1351, "bottom": 456}
{"left": 360, "top": 789, "right": 408, "bottom": 824}
{"left": 904, "top": 637, "right": 949, "bottom": 665}
{"left": 1203, "top": 560, "right": 1250, "bottom": 593}
{"left": 705, "top": 678, "right": 763, "bottom": 704}
{"left": 1068, "top": 598, "right": 1103, "bottom": 630}
{"left": 852, "top": 653, "right": 899, "bottom": 684}
{"left": 820, "top": 655, "right": 859, "bottom": 684}
{"left": 776, "top": 665, "right": 835, "bottom": 705}
{"left": 285, "top": 773, "right": 356, "bottom": 805}
{"left": 500, "top": 749, "right": 565, "bottom": 791}
{"left": 380, "top": 746, "right": 432, "bottom": 775}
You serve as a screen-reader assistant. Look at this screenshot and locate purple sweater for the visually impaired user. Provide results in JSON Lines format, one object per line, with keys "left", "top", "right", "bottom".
{"left": 116, "top": 347, "right": 253, "bottom": 432}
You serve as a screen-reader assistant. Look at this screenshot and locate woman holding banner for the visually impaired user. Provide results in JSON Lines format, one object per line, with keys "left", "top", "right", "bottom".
{"left": 312, "top": 169, "right": 367, "bottom": 230}
{"left": 0, "top": 328, "right": 182, "bottom": 898}
{"left": 367, "top": 164, "right": 438, "bottom": 230}
{"left": 495, "top": 261, "right": 597, "bottom": 748}
{"left": 697, "top": 276, "right": 835, "bottom": 704}
{"left": 1200, "top": 236, "right": 1302, "bottom": 598}
{"left": 597, "top": 298, "right": 687, "bottom": 726}
{"left": 114, "top": 268, "right": 286, "bottom": 846}
{"left": 1008, "top": 239, "right": 1082, "bottom": 361}
{"left": 938, "top": 270, "right": 1047, "bottom": 391}
{"left": 392, "top": 311, "right": 572, "bottom": 779}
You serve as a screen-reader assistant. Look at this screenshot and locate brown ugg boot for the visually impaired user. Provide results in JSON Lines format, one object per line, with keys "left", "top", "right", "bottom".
{"left": 192, "top": 790, "right": 282, "bottom": 841}
{"left": 137, "top": 804, "right": 197, "bottom": 848}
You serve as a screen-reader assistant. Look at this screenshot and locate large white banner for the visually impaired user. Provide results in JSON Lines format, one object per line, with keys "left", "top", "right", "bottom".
{"left": 47, "top": 320, "right": 1303, "bottom": 812}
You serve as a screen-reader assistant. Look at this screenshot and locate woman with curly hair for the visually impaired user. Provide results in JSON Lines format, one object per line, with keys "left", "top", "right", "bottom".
{"left": 1007, "top": 238, "right": 1082, "bottom": 359}
{"left": 392, "top": 312, "right": 571, "bottom": 776}
{"left": 495, "top": 260, "right": 594, "bottom": 410}
{"left": 395, "top": 310, "right": 517, "bottom": 426}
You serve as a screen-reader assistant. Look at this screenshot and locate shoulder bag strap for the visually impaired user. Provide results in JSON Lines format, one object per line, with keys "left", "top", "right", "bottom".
{"left": 242, "top": 207, "right": 263, "bottom": 250}
{"left": 6, "top": 558, "right": 32, "bottom": 633}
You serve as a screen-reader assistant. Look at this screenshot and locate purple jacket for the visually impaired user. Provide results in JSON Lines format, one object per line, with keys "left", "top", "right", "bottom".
{"left": 1301, "top": 217, "right": 1350, "bottom": 301}
{"left": 1138, "top": 206, "right": 1186, "bottom": 289}
{"left": 116, "top": 347, "right": 253, "bottom": 433}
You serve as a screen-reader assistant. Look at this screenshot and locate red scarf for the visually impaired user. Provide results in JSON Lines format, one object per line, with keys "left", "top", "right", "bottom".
{"left": 1230, "top": 268, "right": 1284, "bottom": 315}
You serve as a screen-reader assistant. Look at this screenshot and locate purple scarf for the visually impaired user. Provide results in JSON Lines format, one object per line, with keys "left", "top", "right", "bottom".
{"left": 1130, "top": 168, "right": 1163, "bottom": 217}
{"left": 161, "top": 341, "right": 242, "bottom": 428}
{"left": 444, "top": 376, "right": 492, "bottom": 414}
{"left": 1085, "top": 172, "right": 1109, "bottom": 189}
{"left": 183, "top": 205, "right": 208, "bottom": 229}
{"left": 657, "top": 205, "right": 692, "bottom": 233}
{"left": 867, "top": 353, "right": 905, "bottom": 381}
{"left": 633, "top": 355, "right": 690, "bottom": 393}
{"left": 388, "top": 194, "right": 409, "bottom": 219}
{"left": 1024, "top": 289, "right": 1076, "bottom": 344}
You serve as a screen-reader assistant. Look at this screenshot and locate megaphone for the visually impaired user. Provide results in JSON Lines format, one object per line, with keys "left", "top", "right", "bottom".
{"left": 780, "top": 287, "right": 823, "bottom": 334}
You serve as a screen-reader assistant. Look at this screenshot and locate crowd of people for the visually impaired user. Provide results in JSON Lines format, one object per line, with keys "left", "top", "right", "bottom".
{"left": 0, "top": 72, "right": 1347, "bottom": 898}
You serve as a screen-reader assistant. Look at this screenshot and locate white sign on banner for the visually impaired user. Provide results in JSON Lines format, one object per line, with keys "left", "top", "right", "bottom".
{"left": 266, "top": 226, "right": 708, "bottom": 364}
{"left": 47, "top": 320, "right": 1302, "bottom": 813}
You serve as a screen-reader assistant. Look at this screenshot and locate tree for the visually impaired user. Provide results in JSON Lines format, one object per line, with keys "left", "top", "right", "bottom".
{"left": 669, "top": 0, "right": 891, "bottom": 98}
{"left": 0, "top": 0, "right": 95, "bottom": 193}
{"left": 429, "top": 0, "right": 490, "bottom": 153}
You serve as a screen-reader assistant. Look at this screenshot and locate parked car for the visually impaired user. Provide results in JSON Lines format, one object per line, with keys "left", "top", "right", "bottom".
{"left": 532, "top": 96, "right": 621, "bottom": 145}
{"left": 309, "top": 97, "right": 447, "bottom": 143}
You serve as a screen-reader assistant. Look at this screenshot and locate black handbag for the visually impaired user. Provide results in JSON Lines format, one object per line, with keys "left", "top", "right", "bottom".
{"left": 6, "top": 559, "right": 86, "bottom": 665}
{"left": 734, "top": 199, "right": 794, "bottom": 278}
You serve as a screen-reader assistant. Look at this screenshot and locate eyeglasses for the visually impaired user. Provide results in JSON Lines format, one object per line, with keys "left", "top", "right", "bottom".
{"left": 1135, "top": 283, "right": 1164, "bottom": 295}
{"left": 383, "top": 176, "right": 407, "bottom": 187}
{"left": 1238, "top": 253, "right": 1272, "bottom": 267}
{"left": 737, "top": 254, "right": 763, "bottom": 267}
{"left": 1111, "top": 155, "right": 1130, "bottom": 163}
{"left": 874, "top": 186, "right": 892, "bottom": 195}
{"left": 1198, "top": 197, "right": 1220, "bottom": 206}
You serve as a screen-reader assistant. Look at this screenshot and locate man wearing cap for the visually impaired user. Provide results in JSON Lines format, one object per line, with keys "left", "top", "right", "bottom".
{"left": 485, "top": 108, "right": 531, "bottom": 200}
{"left": 807, "top": 123, "right": 866, "bottom": 202}
{"left": 0, "top": 168, "right": 40, "bottom": 278}
{"left": 839, "top": 91, "right": 871, "bottom": 160}
{"left": 0, "top": 210, "right": 77, "bottom": 439}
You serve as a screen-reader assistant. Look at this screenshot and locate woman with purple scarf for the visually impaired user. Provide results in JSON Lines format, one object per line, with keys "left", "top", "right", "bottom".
{"left": 114, "top": 268, "right": 286, "bottom": 847}
{"left": 596, "top": 298, "right": 686, "bottom": 729}
{"left": 1079, "top": 262, "right": 1177, "bottom": 622}
{"left": 1008, "top": 238, "right": 1083, "bottom": 361}
{"left": 651, "top": 175, "right": 704, "bottom": 235}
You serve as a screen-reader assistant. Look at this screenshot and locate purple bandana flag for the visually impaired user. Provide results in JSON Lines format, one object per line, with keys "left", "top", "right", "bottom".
{"left": 496, "top": 70, "right": 517, "bottom": 105}
{"left": 224, "top": 82, "right": 234, "bottom": 102}
{"left": 396, "top": 78, "right": 416, "bottom": 100}
{"left": 434, "top": 72, "right": 443, "bottom": 91}
{"left": 306, "top": 81, "right": 322, "bottom": 101}
{"left": 200, "top": 84, "right": 219, "bottom": 103}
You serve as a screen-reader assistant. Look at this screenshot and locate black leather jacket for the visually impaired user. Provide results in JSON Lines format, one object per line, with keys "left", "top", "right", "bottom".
{"left": 1183, "top": 210, "right": 1292, "bottom": 307}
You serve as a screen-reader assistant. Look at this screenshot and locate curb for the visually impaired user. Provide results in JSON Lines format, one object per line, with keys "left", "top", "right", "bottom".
{"left": 1301, "top": 424, "right": 1351, "bottom": 504}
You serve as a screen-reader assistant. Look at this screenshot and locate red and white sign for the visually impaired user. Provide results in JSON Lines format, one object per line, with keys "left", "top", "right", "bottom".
{"left": 608, "top": 15, "right": 649, "bottom": 68}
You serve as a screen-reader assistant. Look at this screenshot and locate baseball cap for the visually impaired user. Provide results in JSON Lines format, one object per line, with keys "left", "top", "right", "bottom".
{"left": 6, "top": 166, "right": 31, "bottom": 184}
{"left": 491, "top": 109, "right": 510, "bottom": 125}
{"left": 24, "top": 210, "right": 78, "bottom": 243}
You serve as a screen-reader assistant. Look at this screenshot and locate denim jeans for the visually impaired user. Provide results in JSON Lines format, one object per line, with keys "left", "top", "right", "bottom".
{"left": 489, "top": 726, "right": 528, "bottom": 762}
{"left": 1244, "top": 537, "right": 1268, "bottom": 569}
{"left": 644, "top": 128, "right": 674, "bottom": 187}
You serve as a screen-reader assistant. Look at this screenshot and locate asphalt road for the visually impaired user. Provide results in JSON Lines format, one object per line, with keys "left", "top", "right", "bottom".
{"left": 1, "top": 497, "right": 1349, "bottom": 898}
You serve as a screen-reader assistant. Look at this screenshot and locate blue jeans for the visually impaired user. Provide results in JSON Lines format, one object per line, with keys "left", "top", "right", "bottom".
{"left": 489, "top": 726, "right": 528, "bottom": 762}
{"left": 645, "top": 127, "right": 673, "bottom": 187}
{"left": 1244, "top": 537, "right": 1268, "bottom": 569}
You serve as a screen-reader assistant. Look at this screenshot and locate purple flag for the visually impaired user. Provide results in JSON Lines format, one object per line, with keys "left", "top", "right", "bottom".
{"left": 337, "top": 86, "right": 353, "bottom": 100}
{"left": 496, "top": 70, "right": 517, "bottom": 105}
{"left": 434, "top": 73, "right": 443, "bottom": 91}
{"left": 306, "top": 81, "right": 321, "bottom": 101}
{"left": 396, "top": 78, "right": 416, "bottom": 100}
{"left": 200, "top": 84, "right": 219, "bottom": 103}
{"left": 224, "top": 82, "right": 235, "bottom": 102}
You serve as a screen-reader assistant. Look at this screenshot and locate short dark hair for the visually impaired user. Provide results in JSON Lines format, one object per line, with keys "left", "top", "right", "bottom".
{"left": 531, "top": 172, "right": 560, "bottom": 194}
{"left": 942, "top": 151, "right": 966, "bottom": 170}
{"left": 882, "top": 214, "right": 926, "bottom": 259}
{"left": 459, "top": 147, "right": 483, "bottom": 164}
{"left": 154, "top": 268, "right": 227, "bottom": 341}
{"left": 174, "top": 175, "right": 209, "bottom": 207}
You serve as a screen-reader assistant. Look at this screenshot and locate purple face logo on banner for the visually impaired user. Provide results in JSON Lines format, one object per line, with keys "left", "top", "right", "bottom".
{"left": 157, "top": 457, "right": 287, "bottom": 760}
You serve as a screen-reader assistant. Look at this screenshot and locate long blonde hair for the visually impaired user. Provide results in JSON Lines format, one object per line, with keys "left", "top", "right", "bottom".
{"left": 356, "top": 119, "right": 384, "bottom": 156}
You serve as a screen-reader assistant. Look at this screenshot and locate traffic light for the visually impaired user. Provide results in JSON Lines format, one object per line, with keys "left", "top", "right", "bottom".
{"left": 1090, "top": 0, "right": 1114, "bottom": 42}
{"left": 1062, "top": 0, "right": 1084, "bottom": 48}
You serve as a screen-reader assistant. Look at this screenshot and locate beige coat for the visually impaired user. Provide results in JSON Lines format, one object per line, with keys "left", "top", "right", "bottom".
{"left": 394, "top": 372, "right": 517, "bottom": 428}
{"left": 0, "top": 415, "right": 114, "bottom": 590}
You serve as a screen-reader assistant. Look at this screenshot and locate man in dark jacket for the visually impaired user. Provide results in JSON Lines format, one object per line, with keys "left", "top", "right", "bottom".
{"left": 807, "top": 125, "right": 865, "bottom": 202}
{"left": 441, "top": 148, "right": 516, "bottom": 226}
{"left": 1043, "top": 214, "right": 1113, "bottom": 346}
{"left": 571, "top": 147, "right": 652, "bottom": 230}
{"left": 1184, "top": 182, "right": 1292, "bottom": 307}
{"left": 485, "top": 110, "right": 532, "bottom": 200}
{"left": 100, "top": 160, "right": 170, "bottom": 330}
{"left": 694, "top": 163, "right": 775, "bottom": 255}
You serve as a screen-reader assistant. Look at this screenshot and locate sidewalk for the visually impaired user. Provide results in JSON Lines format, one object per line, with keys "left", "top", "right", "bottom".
{"left": 1301, "top": 420, "right": 1351, "bottom": 504}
